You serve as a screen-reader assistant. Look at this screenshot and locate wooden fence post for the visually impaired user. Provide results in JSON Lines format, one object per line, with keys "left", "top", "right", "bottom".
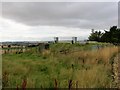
{"left": 21, "top": 79, "right": 27, "bottom": 90}
{"left": 68, "top": 79, "right": 72, "bottom": 90}
{"left": 54, "top": 79, "right": 58, "bottom": 89}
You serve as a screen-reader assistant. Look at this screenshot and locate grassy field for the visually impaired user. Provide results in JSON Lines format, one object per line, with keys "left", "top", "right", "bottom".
{"left": 2, "top": 43, "right": 119, "bottom": 88}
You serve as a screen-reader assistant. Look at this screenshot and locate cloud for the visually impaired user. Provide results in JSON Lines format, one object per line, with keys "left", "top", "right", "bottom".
{"left": 0, "top": 17, "right": 91, "bottom": 41}
{"left": 118, "top": 2, "right": 120, "bottom": 27}
{"left": 2, "top": 2, "right": 118, "bottom": 29}
{"left": 1, "top": 2, "right": 118, "bottom": 41}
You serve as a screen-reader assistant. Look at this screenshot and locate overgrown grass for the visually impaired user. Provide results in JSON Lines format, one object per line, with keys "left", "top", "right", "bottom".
{"left": 2, "top": 43, "right": 119, "bottom": 88}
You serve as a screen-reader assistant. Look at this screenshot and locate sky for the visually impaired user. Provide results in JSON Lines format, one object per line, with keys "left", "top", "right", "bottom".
{"left": 0, "top": 1, "right": 118, "bottom": 41}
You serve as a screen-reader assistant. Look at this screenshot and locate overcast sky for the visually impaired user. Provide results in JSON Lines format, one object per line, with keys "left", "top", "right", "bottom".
{"left": 0, "top": 2, "right": 118, "bottom": 41}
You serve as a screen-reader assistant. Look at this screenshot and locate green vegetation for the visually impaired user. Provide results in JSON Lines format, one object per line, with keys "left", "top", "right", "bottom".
{"left": 2, "top": 43, "right": 119, "bottom": 88}
{"left": 89, "top": 26, "right": 120, "bottom": 44}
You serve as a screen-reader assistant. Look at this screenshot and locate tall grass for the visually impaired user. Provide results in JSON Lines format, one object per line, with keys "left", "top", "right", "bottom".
{"left": 2, "top": 43, "right": 119, "bottom": 88}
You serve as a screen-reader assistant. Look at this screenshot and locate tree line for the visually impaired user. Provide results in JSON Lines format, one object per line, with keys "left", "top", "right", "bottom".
{"left": 88, "top": 26, "right": 120, "bottom": 45}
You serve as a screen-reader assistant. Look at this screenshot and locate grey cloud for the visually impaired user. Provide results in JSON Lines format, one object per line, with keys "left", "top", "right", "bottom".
{"left": 118, "top": 1, "right": 120, "bottom": 27}
{"left": 2, "top": 2, "right": 118, "bottom": 29}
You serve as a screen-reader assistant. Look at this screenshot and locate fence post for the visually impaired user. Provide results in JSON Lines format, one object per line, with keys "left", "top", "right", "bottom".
{"left": 8, "top": 45, "right": 11, "bottom": 53}
{"left": 68, "top": 79, "right": 72, "bottom": 90}
{"left": 54, "top": 79, "right": 58, "bottom": 89}
{"left": 21, "top": 79, "right": 27, "bottom": 90}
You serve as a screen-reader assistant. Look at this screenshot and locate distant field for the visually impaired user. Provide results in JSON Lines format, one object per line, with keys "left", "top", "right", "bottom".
{"left": 2, "top": 43, "right": 119, "bottom": 88}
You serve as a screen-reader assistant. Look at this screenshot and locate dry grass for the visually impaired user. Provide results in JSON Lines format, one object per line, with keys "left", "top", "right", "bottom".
{"left": 75, "top": 65, "right": 112, "bottom": 88}
{"left": 70, "top": 46, "right": 118, "bottom": 65}
{"left": 2, "top": 44, "right": 119, "bottom": 88}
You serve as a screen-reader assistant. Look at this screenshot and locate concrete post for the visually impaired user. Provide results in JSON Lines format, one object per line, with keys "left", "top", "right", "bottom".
{"left": 54, "top": 37, "right": 59, "bottom": 43}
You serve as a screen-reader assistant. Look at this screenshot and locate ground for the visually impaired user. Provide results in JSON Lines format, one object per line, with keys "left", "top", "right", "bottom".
{"left": 2, "top": 43, "right": 119, "bottom": 88}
